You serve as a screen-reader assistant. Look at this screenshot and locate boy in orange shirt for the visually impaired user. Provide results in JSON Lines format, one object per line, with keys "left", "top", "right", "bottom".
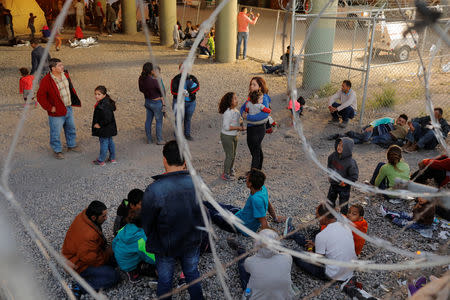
{"left": 19, "top": 67, "right": 35, "bottom": 104}
{"left": 346, "top": 204, "right": 368, "bottom": 256}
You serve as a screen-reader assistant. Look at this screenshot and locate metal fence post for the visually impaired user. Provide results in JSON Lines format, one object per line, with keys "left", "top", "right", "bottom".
{"left": 359, "top": 16, "right": 377, "bottom": 127}
{"left": 196, "top": 1, "right": 201, "bottom": 25}
{"left": 270, "top": 10, "right": 281, "bottom": 64}
{"left": 360, "top": 12, "right": 372, "bottom": 88}
{"left": 181, "top": 1, "right": 186, "bottom": 28}
{"left": 287, "top": 0, "right": 296, "bottom": 92}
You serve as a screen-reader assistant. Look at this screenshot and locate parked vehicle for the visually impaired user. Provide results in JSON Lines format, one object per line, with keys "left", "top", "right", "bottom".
{"left": 373, "top": 20, "right": 418, "bottom": 61}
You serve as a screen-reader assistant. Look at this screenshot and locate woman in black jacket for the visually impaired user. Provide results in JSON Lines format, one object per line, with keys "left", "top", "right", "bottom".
{"left": 92, "top": 85, "right": 117, "bottom": 166}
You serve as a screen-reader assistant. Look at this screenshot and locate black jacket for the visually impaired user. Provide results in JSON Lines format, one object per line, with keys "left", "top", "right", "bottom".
{"left": 327, "top": 137, "right": 359, "bottom": 185}
{"left": 31, "top": 46, "right": 51, "bottom": 75}
{"left": 170, "top": 73, "right": 199, "bottom": 102}
{"left": 142, "top": 170, "right": 204, "bottom": 257}
{"left": 92, "top": 96, "right": 117, "bottom": 137}
{"left": 413, "top": 116, "right": 450, "bottom": 137}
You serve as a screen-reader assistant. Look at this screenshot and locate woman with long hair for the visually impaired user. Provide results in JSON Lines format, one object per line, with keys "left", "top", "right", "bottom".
{"left": 370, "top": 145, "right": 410, "bottom": 189}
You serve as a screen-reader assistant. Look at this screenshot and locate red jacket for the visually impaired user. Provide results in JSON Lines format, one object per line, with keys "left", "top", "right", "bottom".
{"left": 422, "top": 155, "right": 450, "bottom": 186}
{"left": 19, "top": 75, "right": 34, "bottom": 93}
{"left": 37, "top": 72, "right": 81, "bottom": 117}
{"left": 61, "top": 209, "right": 111, "bottom": 273}
{"left": 352, "top": 219, "right": 368, "bottom": 256}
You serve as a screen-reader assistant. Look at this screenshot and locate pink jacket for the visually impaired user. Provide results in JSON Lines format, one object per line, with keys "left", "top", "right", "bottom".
{"left": 237, "top": 12, "right": 258, "bottom": 33}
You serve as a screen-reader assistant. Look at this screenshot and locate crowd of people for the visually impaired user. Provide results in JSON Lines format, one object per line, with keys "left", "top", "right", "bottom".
{"left": 31, "top": 56, "right": 445, "bottom": 299}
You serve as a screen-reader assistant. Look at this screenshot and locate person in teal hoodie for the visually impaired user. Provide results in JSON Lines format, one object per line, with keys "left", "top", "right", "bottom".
{"left": 112, "top": 215, "right": 156, "bottom": 283}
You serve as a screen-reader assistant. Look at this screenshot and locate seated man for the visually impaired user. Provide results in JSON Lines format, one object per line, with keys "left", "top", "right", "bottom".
{"left": 286, "top": 204, "right": 356, "bottom": 282}
{"left": 329, "top": 114, "right": 409, "bottom": 147}
{"left": 62, "top": 201, "right": 119, "bottom": 298}
{"left": 204, "top": 168, "right": 285, "bottom": 235}
{"left": 227, "top": 229, "right": 295, "bottom": 299}
{"left": 262, "top": 46, "right": 291, "bottom": 75}
{"left": 404, "top": 107, "right": 449, "bottom": 152}
{"left": 328, "top": 80, "right": 357, "bottom": 128}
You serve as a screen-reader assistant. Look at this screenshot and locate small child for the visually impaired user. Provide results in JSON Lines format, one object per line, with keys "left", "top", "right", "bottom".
{"left": 245, "top": 90, "right": 272, "bottom": 115}
{"left": 19, "top": 67, "right": 35, "bottom": 104}
{"left": 346, "top": 204, "right": 368, "bottom": 256}
{"left": 112, "top": 213, "right": 157, "bottom": 283}
{"left": 327, "top": 137, "right": 359, "bottom": 215}
{"left": 287, "top": 96, "right": 305, "bottom": 125}
{"left": 92, "top": 85, "right": 117, "bottom": 166}
{"left": 173, "top": 22, "right": 180, "bottom": 50}
{"left": 113, "top": 189, "right": 144, "bottom": 236}
{"left": 380, "top": 197, "right": 435, "bottom": 231}
{"left": 28, "top": 13, "right": 37, "bottom": 39}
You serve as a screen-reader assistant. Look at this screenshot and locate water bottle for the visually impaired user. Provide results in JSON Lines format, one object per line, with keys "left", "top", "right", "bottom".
{"left": 243, "top": 287, "right": 252, "bottom": 300}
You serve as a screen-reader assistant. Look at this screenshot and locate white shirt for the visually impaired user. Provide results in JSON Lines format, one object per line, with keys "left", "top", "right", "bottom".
{"left": 315, "top": 221, "right": 357, "bottom": 281}
{"left": 328, "top": 89, "right": 357, "bottom": 112}
{"left": 221, "top": 108, "right": 241, "bottom": 136}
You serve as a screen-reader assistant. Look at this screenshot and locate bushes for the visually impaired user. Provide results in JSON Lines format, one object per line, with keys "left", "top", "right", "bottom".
{"left": 370, "top": 85, "right": 399, "bottom": 109}
{"left": 317, "top": 83, "right": 339, "bottom": 98}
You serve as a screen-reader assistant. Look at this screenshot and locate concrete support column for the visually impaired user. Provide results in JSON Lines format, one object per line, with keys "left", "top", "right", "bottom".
{"left": 160, "top": 0, "right": 177, "bottom": 46}
{"left": 302, "top": 0, "right": 337, "bottom": 90}
{"left": 121, "top": 0, "right": 137, "bottom": 35}
{"left": 216, "top": 0, "right": 237, "bottom": 63}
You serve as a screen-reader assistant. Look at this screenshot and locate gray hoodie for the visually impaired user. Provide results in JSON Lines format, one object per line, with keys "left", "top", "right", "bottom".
{"left": 327, "top": 137, "right": 359, "bottom": 186}
{"left": 243, "top": 229, "right": 295, "bottom": 300}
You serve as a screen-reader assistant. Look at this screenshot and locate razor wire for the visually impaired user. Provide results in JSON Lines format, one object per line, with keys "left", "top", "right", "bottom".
{"left": 0, "top": 1, "right": 109, "bottom": 299}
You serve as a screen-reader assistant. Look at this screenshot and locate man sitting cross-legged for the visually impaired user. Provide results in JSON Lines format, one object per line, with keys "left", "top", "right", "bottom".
{"left": 203, "top": 168, "right": 285, "bottom": 235}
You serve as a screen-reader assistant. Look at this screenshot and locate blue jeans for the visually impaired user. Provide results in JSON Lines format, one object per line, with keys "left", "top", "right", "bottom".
{"left": 236, "top": 32, "right": 249, "bottom": 59}
{"left": 406, "top": 121, "right": 438, "bottom": 149}
{"left": 79, "top": 265, "right": 120, "bottom": 293}
{"left": 48, "top": 106, "right": 76, "bottom": 153}
{"left": 262, "top": 64, "right": 282, "bottom": 74}
{"left": 203, "top": 201, "right": 239, "bottom": 233}
{"left": 145, "top": 99, "right": 164, "bottom": 143}
{"left": 236, "top": 248, "right": 250, "bottom": 290}
{"left": 155, "top": 247, "right": 204, "bottom": 300}
{"left": 370, "top": 132, "right": 394, "bottom": 146}
{"left": 386, "top": 210, "right": 432, "bottom": 230}
{"left": 173, "top": 99, "right": 196, "bottom": 137}
{"left": 98, "top": 137, "right": 115, "bottom": 162}
{"left": 331, "top": 102, "right": 355, "bottom": 122}
{"left": 345, "top": 128, "right": 373, "bottom": 144}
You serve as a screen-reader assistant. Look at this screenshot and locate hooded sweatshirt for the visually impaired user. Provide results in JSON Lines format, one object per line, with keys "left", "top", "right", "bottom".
{"left": 243, "top": 229, "right": 295, "bottom": 300}
{"left": 327, "top": 137, "right": 359, "bottom": 186}
{"left": 112, "top": 223, "right": 155, "bottom": 272}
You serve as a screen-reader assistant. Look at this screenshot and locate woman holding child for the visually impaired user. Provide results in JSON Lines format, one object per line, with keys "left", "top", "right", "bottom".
{"left": 240, "top": 77, "right": 271, "bottom": 171}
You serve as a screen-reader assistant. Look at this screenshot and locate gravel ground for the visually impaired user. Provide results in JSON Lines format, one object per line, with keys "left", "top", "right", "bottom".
{"left": 0, "top": 29, "right": 449, "bottom": 300}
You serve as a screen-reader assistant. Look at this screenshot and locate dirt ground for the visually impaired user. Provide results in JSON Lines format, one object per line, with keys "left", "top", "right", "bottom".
{"left": 0, "top": 26, "right": 449, "bottom": 300}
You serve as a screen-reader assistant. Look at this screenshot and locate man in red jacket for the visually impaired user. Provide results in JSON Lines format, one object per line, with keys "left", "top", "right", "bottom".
{"left": 37, "top": 58, "right": 81, "bottom": 159}
{"left": 62, "top": 201, "right": 119, "bottom": 298}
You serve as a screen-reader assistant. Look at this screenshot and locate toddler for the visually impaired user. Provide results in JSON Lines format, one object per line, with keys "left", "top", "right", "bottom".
{"left": 245, "top": 90, "right": 272, "bottom": 115}
{"left": 346, "top": 204, "right": 368, "bottom": 256}
{"left": 19, "top": 67, "right": 35, "bottom": 104}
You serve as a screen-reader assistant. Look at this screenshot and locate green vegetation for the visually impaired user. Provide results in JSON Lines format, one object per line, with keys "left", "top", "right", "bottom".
{"left": 317, "top": 83, "right": 339, "bottom": 98}
{"left": 369, "top": 85, "right": 399, "bottom": 109}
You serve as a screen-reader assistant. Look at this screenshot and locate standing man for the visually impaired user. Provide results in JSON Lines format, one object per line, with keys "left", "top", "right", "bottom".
{"left": 30, "top": 38, "right": 51, "bottom": 78}
{"left": 328, "top": 80, "right": 357, "bottom": 128}
{"left": 95, "top": 1, "right": 104, "bottom": 34}
{"left": 105, "top": 3, "right": 116, "bottom": 36}
{"left": 170, "top": 64, "right": 200, "bottom": 141}
{"left": 142, "top": 140, "right": 204, "bottom": 300}
{"left": 236, "top": 7, "right": 259, "bottom": 60}
{"left": 27, "top": 13, "right": 37, "bottom": 39}
{"left": 4, "top": 9, "right": 14, "bottom": 41}
{"left": 62, "top": 201, "right": 120, "bottom": 298}
{"left": 37, "top": 58, "right": 81, "bottom": 159}
{"left": 74, "top": 0, "right": 85, "bottom": 30}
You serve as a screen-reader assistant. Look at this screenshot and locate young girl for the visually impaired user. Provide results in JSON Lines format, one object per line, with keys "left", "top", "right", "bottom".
{"left": 19, "top": 67, "right": 34, "bottom": 104}
{"left": 113, "top": 189, "right": 144, "bottom": 236}
{"left": 218, "top": 92, "right": 244, "bottom": 181}
{"left": 92, "top": 85, "right": 117, "bottom": 166}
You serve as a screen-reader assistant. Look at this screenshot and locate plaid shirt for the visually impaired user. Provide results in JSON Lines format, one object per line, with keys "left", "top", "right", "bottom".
{"left": 50, "top": 72, "right": 71, "bottom": 106}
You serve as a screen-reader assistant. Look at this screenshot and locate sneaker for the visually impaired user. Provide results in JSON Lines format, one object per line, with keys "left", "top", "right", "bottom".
{"left": 127, "top": 269, "right": 141, "bottom": 283}
{"left": 93, "top": 159, "right": 105, "bottom": 166}
{"left": 221, "top": 173, "right": 234, "bottom": 181}
{"left": 156, "top": 140, "right": 165, "bottom": 145}
{"left": 68, "top": 283, "right": 82, "bottom": 300}
{"left": 379, "top": 205, "right": 387, "bottom": 217}
{"left": 177, "top": 273, "right": 186, "bottom": 288}
{"left": 54, "top": 152, "right": 64, "bottom": 160}
{"left": 283, "top": 217, "right": 293, "bottom": 236}
{"left": 106, "top": 158, "right": 117, "bottom": 164}
{"left": 185, "top": 135, "right": 194, "bottom": 141}
{"left": 67, "top": 146, "right": 81, "bottom": 152}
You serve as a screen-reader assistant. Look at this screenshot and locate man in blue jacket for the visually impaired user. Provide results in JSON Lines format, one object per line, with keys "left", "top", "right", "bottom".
{"left": 142, "top": 140, "right": 204, "bottom": 300}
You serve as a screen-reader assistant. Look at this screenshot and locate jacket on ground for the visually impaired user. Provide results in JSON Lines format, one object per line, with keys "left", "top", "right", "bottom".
{"left": 61, "top": 209, "right": 111, "bottom": 273}
{"left": 112, "top": 223, "right": 155, "bottom": 272}
{"left": 327, "top": 137, "right": 359, "bottom": 185}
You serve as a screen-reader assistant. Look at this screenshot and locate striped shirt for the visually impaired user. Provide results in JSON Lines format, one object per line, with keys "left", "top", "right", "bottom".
{"left": 51, "top": 72, "right": 71, "bottom": 106}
